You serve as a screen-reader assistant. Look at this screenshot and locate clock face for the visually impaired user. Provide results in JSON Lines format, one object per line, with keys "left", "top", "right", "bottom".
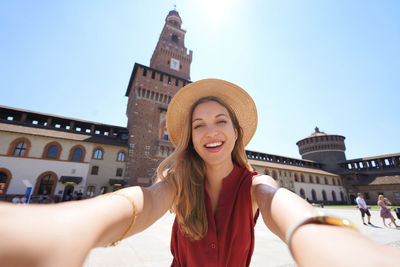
{"left": 170, "top": 58, "right": 180, "bottom": 71}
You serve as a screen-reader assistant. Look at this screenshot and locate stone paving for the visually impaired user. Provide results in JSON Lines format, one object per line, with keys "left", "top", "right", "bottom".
{"left": 83, "top": 207, "right": 400, "bottom": 267}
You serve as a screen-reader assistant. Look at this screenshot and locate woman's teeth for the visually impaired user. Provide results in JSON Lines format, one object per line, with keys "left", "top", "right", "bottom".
{"left": 205, "top": 142, "right": 223, "bottom": 148}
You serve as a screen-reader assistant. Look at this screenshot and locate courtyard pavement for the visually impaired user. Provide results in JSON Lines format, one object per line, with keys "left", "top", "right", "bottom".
{"left": 83, "top": 207, "right": 400, "bottom": 267}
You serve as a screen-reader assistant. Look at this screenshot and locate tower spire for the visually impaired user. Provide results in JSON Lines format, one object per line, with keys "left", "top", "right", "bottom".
{"left": 150, "top": 10, "right": 192, "bottom": 80}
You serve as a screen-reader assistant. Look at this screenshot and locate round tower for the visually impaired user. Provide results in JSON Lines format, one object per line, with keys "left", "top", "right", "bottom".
{"left": 296, "top": 127, "right": 346, "bottom": 171}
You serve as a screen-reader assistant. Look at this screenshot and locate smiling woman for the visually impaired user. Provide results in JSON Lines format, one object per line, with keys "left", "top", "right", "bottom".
{"left": 0, "top": 79, "right": 398, "bottom": 267}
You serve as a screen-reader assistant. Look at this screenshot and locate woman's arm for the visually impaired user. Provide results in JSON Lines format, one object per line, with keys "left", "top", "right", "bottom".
{"left": 251, "top": 176, "right": 398, "bottom": 267}
{"left": 0, "top": 180, "right": 175, "bottom": 267}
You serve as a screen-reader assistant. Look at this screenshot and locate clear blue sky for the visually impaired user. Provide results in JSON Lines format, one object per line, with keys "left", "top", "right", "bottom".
{"left": 1, "top": 0, "right": 399, "bottom": 160}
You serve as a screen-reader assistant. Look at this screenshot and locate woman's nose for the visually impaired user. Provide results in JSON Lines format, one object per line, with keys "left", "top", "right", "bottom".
{"left": 205, "top": 125, "right": 217, "bottom": 137}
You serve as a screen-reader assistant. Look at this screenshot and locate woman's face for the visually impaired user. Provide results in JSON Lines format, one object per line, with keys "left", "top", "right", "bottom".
{"left": 191, "top": 101, "right": 238, "bottom": 168}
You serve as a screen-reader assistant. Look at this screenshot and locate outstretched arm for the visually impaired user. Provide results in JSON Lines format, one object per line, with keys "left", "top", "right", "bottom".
{"left": 0, "top": 180, "right": 175, "bottom": 267}
{"left": 251, "top": 175, "right": 398, "bottom": 267}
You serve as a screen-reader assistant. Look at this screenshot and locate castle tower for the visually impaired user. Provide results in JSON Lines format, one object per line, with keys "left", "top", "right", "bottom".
{"left": 296, "top": 127, "right": 346, "bottom": 172}
{"left": 150, "top": 10, "right": 192, "bottom": 80}
{"left": 125, "top": 10, "right": 192, "bottom": 186}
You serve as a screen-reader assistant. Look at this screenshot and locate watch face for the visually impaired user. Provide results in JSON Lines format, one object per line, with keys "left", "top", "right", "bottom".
{"left": 170, "top": 58, "right": 180, "bottom": 71}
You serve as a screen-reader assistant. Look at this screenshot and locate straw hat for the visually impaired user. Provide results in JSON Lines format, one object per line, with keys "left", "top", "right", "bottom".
{"left": 166, "top": 78, "right": 258, "bottom": 147}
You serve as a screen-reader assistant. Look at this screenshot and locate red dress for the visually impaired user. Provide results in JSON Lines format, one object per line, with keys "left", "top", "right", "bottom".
{"left": 170, "top": 165, "right": 260, "bottom": 267}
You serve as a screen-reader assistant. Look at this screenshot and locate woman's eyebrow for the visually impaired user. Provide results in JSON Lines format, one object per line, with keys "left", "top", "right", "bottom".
{"left": 192, "top": 113, "right": 227, "bottom": 123}
{"left": 216, "top": 114, "right": 228, "bottom": 118}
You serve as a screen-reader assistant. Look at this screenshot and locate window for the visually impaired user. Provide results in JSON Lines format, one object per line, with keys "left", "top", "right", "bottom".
{"left": 322, "top": 190, "right": 327, "bottom": 201}
{"left": 72, "top": 148, "right": 83, "bottom": 162}
{"left": 395, "top": 192, "right": 400, "bottom": 200}
{"left": 332, "top": 178, "right": 336, "bottom": 186}
{"left": 117, "top": 152, "right": 126, "bottom": 162}
{"left": 300, "top": 188, "right": 305, "bottom": 198}
{"left": 100, "top": 186, "right": 108, "bottom": 195}
{"left": 272, "top": 170, "right": 278, "bottom": 180}
{"left": 311, "top": 189, "right": 317, "bottom": 201}
{"left": 86, "top": 186, "right": 96, "bottom": 197}
{"left": 340, "top": 191, "right": 344, "bottom": 201}
{"left": 324, "top": 177, "right": 328, "bottom": 184}
{"left": 91, "top": 166, "right": 99, "bottom": 175}
{"left": 143, "top": 68, "right": 147, "bottom": 76}
{"left": 151, "top": 71, "right": 155, "bottom": 79}
{"left": 316, "top": 176, "right": 320, "bottom": 184}
{"left": 37, "top": 174, "right": 55, "bottom": 195}
{"left": 0, "top": 171, "right": 10, "bottom": 194}
{"left": 301, "top": 174, "right": 305, "bottom": 183}
{"left": 294, "top": 174, "right": 299, "bottom": 182}
{"left": 171, "top": 34, "right": 178, "bottom": 43}
{"left": 14, "top": 141, "right": 27, "bottom": 156}
{"left": 116, "top": 168, "right": 123, "bottom": 177}
{"left": 332, "top": 191, "right": 337, "bottom": 201}
{"left": 93, "top": 148, "right": 103, "bottom": 159}
{"left": 46, "top": 145, "right": 59, "bottom": 159}
{"left": 163, "top": 129, "right": 169, "bottom": 141}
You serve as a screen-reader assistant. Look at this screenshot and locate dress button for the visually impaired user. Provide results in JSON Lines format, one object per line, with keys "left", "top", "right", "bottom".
{"left": 211, "top": 243, "right": 216, "bottom": 249}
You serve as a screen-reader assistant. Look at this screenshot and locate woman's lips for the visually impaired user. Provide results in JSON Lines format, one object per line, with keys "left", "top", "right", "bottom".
{"left": 204, "top": 141, "right": 224, "bottom": 153}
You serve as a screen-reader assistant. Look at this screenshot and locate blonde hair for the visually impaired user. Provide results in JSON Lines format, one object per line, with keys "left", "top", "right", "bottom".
{"left": 157, "top": 96, "right": 252, "bottom": 240}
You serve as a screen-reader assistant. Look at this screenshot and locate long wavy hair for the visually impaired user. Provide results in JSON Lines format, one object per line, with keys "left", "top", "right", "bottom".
{"left": 157, "top": 96, "right": 252, "bottom": 240}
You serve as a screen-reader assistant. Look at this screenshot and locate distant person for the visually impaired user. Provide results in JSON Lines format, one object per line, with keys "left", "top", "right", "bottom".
{"left": 377, "top": 195, "right": 399, "bottom": 228}
{"left": 356, "top": 193, "right": 371, "bottom": 225}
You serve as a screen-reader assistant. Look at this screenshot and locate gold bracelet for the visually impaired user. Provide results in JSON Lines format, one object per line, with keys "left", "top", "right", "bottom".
{"left": 98, "top": 192, "right": 137, "bottom": 246}
{"left": 286, "top": 211, "right": 358, "bottom": 255}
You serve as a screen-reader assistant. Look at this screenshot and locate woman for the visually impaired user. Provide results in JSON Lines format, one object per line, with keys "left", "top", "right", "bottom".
{"left": 0, "top": 79, "right": 398, "bottom": 267}
{"left": 378, "top": 194, "right": 398, "bottom": 228}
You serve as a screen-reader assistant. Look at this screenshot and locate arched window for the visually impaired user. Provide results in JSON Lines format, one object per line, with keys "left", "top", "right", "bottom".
{"left": 332, "top": 178, "right": 336, "bottom": 185}
{"left": 0, "top": 169, "right": 12, "bottom": 195}
{"left": 34, "top": 172, "right": 57, "bottom": 195}
{"left": 322, "top": 190, "right": 327, "bottom": 201}
{"left": 91, "top": 166, "right": 99, "bottom": 175}
{"left": 72, "top": 148, "right": 82, "bottom": 162}
{"left": 117, "top": 151, "right": 126, "bottom": 162}
{"left": 299, "top": 188, "right": 305, "bottom": 198}
{"left": 309, "top": 175, "right": 314, "bottom": 183}
{"left": 92, "top": 147, "right": 104, "bottom": 160}
{"left": 264, "top": 168, "right": 270, "bottom": 176}
{"left": 42, "top": 142, "right": 62, "bottom": 159}
{"left": 340, "top": 191, "right": 344, "bottom": 201}
{"left": 8, "top": 137, "right": 31, "bottom": 157}
{"left": 332, "top": 191, "right": 337, "bottom": 201}
{"left": 47, "top": 145, "right": 58, "bottom": 158}
{"left": 69, "top": 145, "right": 86, "bottom": 162}
{"left": 300, "top": 174, "right": 305, "bottom": 183}
{"left": 338, "top": 178, "right": 342, "bottom": 186}
{"left": 116, "top": 168, "right": 123, "bottom": 177}
{"left": 272, "top": 170, "right": 278, "bottom": 180}
{"left": 163, "top": 129, "right": 169, "bottom": 141}
{"left": 294, "top": 174, "right": 299, "bottom": 182}
{"left": 324, "top": 177, "right": 328, "bottom": 184}
{"left": 316, "top": 176, "right": 320, "bottom": 184}
{"left": 311, "top": 189, "right": 317, "bottom": 201}
{"left": 14, "top": 141, "right": 27, "bottom": 156}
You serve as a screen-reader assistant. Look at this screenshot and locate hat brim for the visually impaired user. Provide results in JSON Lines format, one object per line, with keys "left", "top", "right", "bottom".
{"left": 166, "top": 78, "right": 258, "bottom": 147}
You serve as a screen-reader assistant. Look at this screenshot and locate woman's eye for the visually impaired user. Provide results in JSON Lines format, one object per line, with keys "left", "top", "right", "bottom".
{"left": 217, "top": 120, "right": 227, "bottom": 124}
{"left": 193, "top": 124, "right": 203, "bottom": 129}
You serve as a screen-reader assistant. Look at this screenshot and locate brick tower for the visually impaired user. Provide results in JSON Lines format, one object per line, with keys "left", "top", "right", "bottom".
{"left": 125, "top": 10, "right": 192, "bottom": 186}
{"left": 296, "top": 127, "right": 346, "bottom": 172}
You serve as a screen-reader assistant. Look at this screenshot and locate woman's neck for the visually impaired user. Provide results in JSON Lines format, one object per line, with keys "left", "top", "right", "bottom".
{"left": 205, "top": 160, "right": 234, "bottom": 189}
